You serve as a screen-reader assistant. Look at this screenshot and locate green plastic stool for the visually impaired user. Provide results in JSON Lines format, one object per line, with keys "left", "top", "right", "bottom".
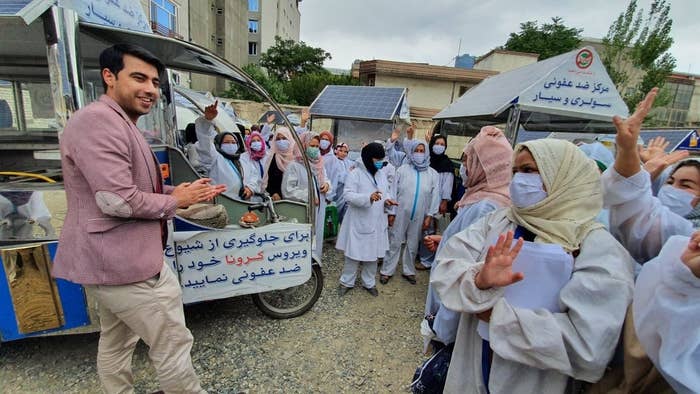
{"left": 324, "top": 204, "right": 339, "bottom": 238}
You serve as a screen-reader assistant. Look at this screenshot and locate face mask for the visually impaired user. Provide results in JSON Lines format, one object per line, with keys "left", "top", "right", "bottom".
{"left": 320, "top": 140, "right": 331, "bottom": 150}
{"left": 374, "top": 161, "right": 384, "bottom": 170}
{"left": 276, "top": 139, "right": 290, "bottom": 151}
{"left": 510, "top": 172, "right": 548, "bottom": 208}
{"left": 306, "top": 146, "right": 320, "bottom": 159}
{"left": 432, "top": 145, "right": 446, "bottom": 155}
{"left": 459, "top": 164, "right": 468, "bottom": 186}
{"left": 412, "top": 152, "right": 426, "bottom": 163}
{"left": 250, "top": 141, "right": 263, "bottom": 151}
{"left": 220, "top": 143, "right": 238, "bottom": 155}
{"left": 658, "top": 185, "right": 695, "bottom": 217}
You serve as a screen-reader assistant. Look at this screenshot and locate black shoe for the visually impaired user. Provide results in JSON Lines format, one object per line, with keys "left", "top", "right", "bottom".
{"left": 363, "top": 286, "right": 379, "bottom": 297}
{"left": 379, "top": 275, "right": 391, "bottom": 285}
{"left": 338, "top": 285, "right": 352, "bottom": 296}
{"left": 401, "top": 274, "right": 417, "bottom": 285}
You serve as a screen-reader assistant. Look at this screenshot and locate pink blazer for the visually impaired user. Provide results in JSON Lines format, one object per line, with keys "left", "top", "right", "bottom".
{"left": 52, "top": 95, "right": 178, "bottom": 285}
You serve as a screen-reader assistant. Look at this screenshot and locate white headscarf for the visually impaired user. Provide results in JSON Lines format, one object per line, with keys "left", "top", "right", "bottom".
{"left": 507, "top": 138, "right": 604, "bottom": 252}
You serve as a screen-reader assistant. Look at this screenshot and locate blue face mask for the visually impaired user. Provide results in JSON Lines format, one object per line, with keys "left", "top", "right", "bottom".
{"left": 306, "top": 146, "right": 320, "bottom": 159}
{"left": 250, "top": 141, "right": 263, "bottom": 151}
{"left": 432, "top": 145, "right": 446, "bottom": 155}
{"left": 412, "top": 152, "right": 426, "bottom": 163}
{"left": 510, "top": 172, "right": 547, "bottom": 208}
{"left": 276, "top": 139, "right": 290, "bottom": 151}
{"left": 320, "top": 140, "right": 331, "bottom": 150}
{"left": 220, "top": 143, "right": 238, "bottom": 155}
{"left": 374, "top": 161, "right": 384, "bottom": 170}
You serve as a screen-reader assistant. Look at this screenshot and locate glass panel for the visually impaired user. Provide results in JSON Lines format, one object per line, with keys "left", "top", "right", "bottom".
{"left": 21, "top": 83, "right": 57, "bottom": 131}
{"left": 156, "top": 8, "right": 171, "bottom": 29}
{"left": 248, "top": 20, "right": 258, "bottom": 33}
{"left": 0, "top": 81, "right": 18, "bottom": 131}
{"left": 248, "top": 0, "right": 259, "bottom": 12}
{"left": 164, "top": 0, "right": 176, "bottom": 14}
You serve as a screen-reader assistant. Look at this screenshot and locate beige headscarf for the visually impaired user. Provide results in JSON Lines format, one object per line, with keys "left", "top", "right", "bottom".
{"left": 507, "top": 138, "right": 604, "bottom": 252}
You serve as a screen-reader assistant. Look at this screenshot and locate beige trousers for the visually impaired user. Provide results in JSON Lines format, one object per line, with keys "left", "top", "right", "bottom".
{"left": 87, "top": 262, "right": 205, "bottom": 394}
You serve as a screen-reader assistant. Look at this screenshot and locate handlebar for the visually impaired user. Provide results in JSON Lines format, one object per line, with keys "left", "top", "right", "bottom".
{"left": 249, "top": 192, "right": 281, "bottom": 223}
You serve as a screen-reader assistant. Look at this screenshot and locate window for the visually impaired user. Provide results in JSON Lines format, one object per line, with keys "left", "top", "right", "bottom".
{"left": 150, "top": 0, "right": 177, "bottom": 34}
{"left": 248, "top": 19, "right": 259, "bottom": 33}
{"left": 248, "top": 42, "right": 258, "bottom": 55}
{"left": 248, "top": 0, "right": 259, "bottom": 12}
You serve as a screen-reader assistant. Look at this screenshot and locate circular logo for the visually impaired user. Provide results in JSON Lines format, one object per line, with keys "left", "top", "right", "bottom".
{"left": 576, "top": 49, "right": 593, "bottom": 69}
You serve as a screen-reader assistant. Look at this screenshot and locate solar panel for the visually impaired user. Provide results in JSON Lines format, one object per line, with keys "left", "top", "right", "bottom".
{"left": 639, "top": 130, "right": 693, "bottom": 151}
{"left": 0, "top": 1, "right": 32, "bottom": 16}
{"left": 309, "top": 85, "right": 406, "bottom": 121}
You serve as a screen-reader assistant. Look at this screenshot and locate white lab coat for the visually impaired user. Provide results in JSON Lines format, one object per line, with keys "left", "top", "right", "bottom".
{"left": 633, "top": 235, "right": 700, "bottom": 394}
{"left": 282, "top": 161, "right": 331, "bottom": 259}
{"left": 431, "top": 209, "right": 635, "bottom": 394}
{"left": 602, "top": 167, "right": 695, "bottom": 262}
{"left": 424, "top": 199, "right": 501, "bottom": 345}
{"left": 194, "top": 117, "right": 244, "bottom": 200}
{"left": 335, "top": 163, "right": 392, "bottom": 261}
{"left": 381, "top": 164, "right": 440, "bottom": 277}
{"left": 322, "top": 151, "right": 345, "bottom": 202}
{"left": 239, "top": 151, "right": 270, "bottom": 200}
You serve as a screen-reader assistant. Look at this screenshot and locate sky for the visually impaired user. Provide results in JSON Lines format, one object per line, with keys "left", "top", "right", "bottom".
{"left": 298, "top": 0, "right": 700, "bottom": 75}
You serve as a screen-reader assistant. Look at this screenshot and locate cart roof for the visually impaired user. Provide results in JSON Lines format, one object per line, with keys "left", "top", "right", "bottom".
{"left": 309, "top": 85, "right": 407, "bottom": 122}
{"left": 434, "top": 46, "right": 629, "bottom": 131}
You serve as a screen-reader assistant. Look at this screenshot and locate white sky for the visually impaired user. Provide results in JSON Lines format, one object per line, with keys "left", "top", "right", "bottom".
{"left": 299, "top": 0, "right": 700, "bottom": 75}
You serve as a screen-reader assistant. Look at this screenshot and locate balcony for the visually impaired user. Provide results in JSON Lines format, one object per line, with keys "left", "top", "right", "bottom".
{"left": 150, "top": 21, "right": 183, "bottom": 40}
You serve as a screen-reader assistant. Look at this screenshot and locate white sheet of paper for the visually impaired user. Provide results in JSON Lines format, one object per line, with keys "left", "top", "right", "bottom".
{"left": 478, "top": 240, "right": 574, "bottom": 340}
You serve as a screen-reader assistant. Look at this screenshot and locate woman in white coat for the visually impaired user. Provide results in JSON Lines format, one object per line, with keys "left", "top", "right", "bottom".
{"left": 381, "top": 139, "right": 440, "bottom": 285}
{"left": 194, "top": 101, "right": 253, "bottom": 200}
{"left": 282, "top": 132, "right": 331, "bottom": 260}
{"left": 431, "top": 138, "right": 635, "bottom": 394}
{"left": 336, "top": 143, "right": 397, "bottom": 296}
{"left": 239, "top": 130, "right": 270, "bottom": 201}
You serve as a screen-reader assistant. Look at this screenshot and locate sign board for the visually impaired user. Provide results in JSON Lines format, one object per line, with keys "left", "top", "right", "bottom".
{"left": 675, "top": 129, "right": 700, "bottom": 152}
{"left": 519, "top": 47, "right": 628, "bottom": 121}
{"left": 165, "top": 223, "right": 313, "bottom": 304}
{"left": 59, "top": 0, "right": 151, "bottom": 34}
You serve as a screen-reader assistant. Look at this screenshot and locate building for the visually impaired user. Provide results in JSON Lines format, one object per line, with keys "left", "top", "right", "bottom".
{"left": 358, "top": 60, "right": 496, "bottom": 120}
{"left": 247, "top": 0, "right": 301, "bottom": 64}
{"left": 473, "top": 49, "right": 539, "bottom": 73}
{"left": 656, "top": 72, "right": 700, "bottom": 127}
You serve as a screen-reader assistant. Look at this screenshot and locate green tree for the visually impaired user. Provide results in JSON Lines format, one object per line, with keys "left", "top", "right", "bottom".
{"left": 222, "top": 64, "right": 290, "bottom": 104}
{"left": 503, "top": 17, "right": 582, "bottom": 60}
{"left": 284, "top": 72, "right": 359, "bottom": 106}
{"left": 601, "top": 0, "right": 676, "bottom": 111}
{"left": 260, "top": 36, "right": 331, "bottom": 80}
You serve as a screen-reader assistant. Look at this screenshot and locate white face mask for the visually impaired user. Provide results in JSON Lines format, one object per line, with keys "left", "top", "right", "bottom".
{"left": 432, "top": 145, "right": 446, "bottom": 155}
{"left": 250, "top": 141, "right": 263, "bottom": 151}
{"left": 510, "top": 172, "right": 548, "bottom": 208}
{"left": 412, "top": 152, "right": 426, "bottom": 163}
{"left": 459, "top": 164, "right": 468, "bottom": 186}
{"left": 220, "top": 143, "right": 238, "bottom": 155}
{"left": 658, "top": 185, "right": 695, "bottom": 217}
{"left": 320, "top": 140, "right": 331, "bottom": 150}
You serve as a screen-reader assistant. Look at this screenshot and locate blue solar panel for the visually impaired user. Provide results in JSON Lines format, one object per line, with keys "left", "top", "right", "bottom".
{"left": 310, "top": 85, "right": 406, "bottom": 121}
{"left": 0, "top": 1, "right": 32, "bottom": 16}
{"left": 639, "top": 130, "right": 693, "bottom": 151}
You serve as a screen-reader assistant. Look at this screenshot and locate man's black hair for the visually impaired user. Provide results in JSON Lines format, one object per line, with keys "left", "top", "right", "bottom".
{"left": 99, "top": 44, "right": 165, "bottom": 91}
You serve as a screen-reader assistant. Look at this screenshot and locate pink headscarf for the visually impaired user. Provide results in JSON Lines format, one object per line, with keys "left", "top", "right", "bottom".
{"left": 455, "top": 126, "right": 512, "bottom": 209}
{"left": 298, "top": 132, "right": 326, "bottom": 184}
{"left": 262, "top": 127, "right": 298, "bottom": 189}
{"left": 245, "top": 131, "right": 266, "bottom": 161}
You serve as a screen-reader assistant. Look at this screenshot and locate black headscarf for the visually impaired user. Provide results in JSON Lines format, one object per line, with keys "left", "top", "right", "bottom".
{"left": 361, "top": 142, "right": 385, "bottom": 176}
{"left": 213, "top": 132, "right": 243, "bottom": 161}
{"left": 429, "top": 133, "right": 453, "bottom": 173}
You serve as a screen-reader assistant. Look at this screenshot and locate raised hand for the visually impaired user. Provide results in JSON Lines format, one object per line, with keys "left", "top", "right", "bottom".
{"left": 300, "top": 108, "right": 309, "bottom": 125}
{"left": 639, "top": 136, "right": 670, "bottom": 163}
{"left": 681, "top": 230, "right": 700, "bottom": 278}
{"left": 204, "top": 100, "right": 218, "bottom": 121}
{"left": 475, "top": 231, "right": 524, "bottom": 290}
{"left": 643, "top": 150, "right": 690, "bottom": 181}
{"left": 390, "top": 128, "right": 401, "bottom": 143}
{"left": 406, "top": 123, "right": 415, "bottom": 140}
{"left": 266, "top": 112, "right": 276, "bottom": 124}
{"left": 613, "top": 87, "right": 658, "bottom": 177}
{"left": 425, "top": 128, "right": 433, "bottom": 143}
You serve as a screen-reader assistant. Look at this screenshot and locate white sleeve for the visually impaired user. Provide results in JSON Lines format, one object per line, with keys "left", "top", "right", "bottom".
{"left": 194, "top": 117, "right": 218, "bottom": 171}
{"left": 634, "top": 235, "right": 700, "bottom": 394}
{"left": 602, "top": 166, "right": 694, "bottom": 262}
{"left": 343, "top": 171, "right": 372, "bottom": 209}
{"left": 427, "top": 170, "right": 441, "bottom": 217}
{"left": 385, "top": 139, "right": 406, "bottom": 169}
{"left": 488, "top": 230, "right": 635, "bottom": 382}
{"left": 439, "top": 172, "right": 454, "bottom": 201}
{"left": 281, "top": 163, "right": 308, "bottom": 202}
{"left": 240, "top": 154, "right": 262, "bottom": 193}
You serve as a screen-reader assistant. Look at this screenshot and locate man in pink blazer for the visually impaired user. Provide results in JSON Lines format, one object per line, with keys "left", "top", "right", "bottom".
{"left": 53, "top": 44, "right": 223, "bottom": 393}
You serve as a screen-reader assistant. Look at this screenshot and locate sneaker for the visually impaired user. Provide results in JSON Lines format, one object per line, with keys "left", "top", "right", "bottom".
{"left": 338, "top": 285, "right": 352, "bottom": 296}
{"left": 363, "top": 286, "right": 379, "bottom": 297}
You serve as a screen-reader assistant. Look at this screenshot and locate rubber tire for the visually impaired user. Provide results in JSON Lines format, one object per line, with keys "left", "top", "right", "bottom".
{"left": 251, "top": 263, "right": 323, "bottom": 319}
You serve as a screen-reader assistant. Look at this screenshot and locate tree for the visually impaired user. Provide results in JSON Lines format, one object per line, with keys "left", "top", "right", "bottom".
{"left": 222, "top": 64, "right": 289, "bottom": 104}
{"left": 601, "top": 0, "right": 676, "bottom": 111}
{"left": 503, "top": 17, "right": 582, "bottom": 60}
{"left": 283, "top": 72, "right": 359, "bottom": 106}
{"left": 259, "top": 36, "right": 331, "bottom": 80}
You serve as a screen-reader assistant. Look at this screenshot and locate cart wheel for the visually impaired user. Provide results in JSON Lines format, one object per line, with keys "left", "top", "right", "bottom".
{"left": 251, "top": 264, "right": 323, "bottom": 319}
